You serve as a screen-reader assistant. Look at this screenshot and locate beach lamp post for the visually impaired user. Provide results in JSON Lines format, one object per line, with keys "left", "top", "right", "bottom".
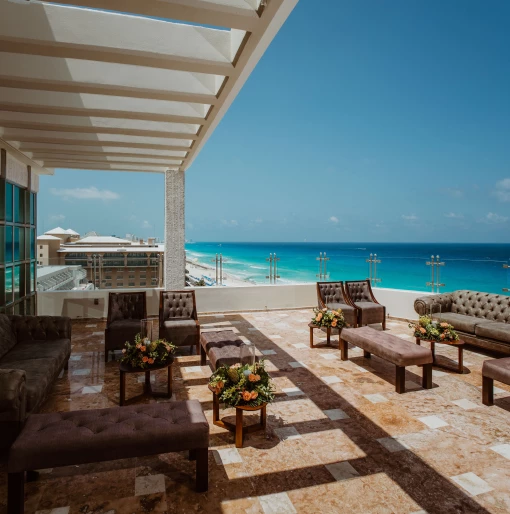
{"left": 426, "top": 255, "right": 445, "bottom": 293}
{"left": 366, "top": 253, "right": 381, "bottom": 287}
{"left": 211, "top": 254, "right": 227, "bottom": 286}
{"left": 316, "top": 252, "right": 330, "bottom": 280}
{"left": 503, "top": 263, "right": 509, "bottom": 293}
{"left": 266, "top": 253, "right": 281, "bottom": 284}
{"left": 211, "top": 254, "right": 220, "bottom": 285}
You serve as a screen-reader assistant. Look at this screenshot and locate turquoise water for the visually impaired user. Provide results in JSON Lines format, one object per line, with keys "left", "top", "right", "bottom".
{"left": 186, "top": 242, "right": 510, "bottom": 295}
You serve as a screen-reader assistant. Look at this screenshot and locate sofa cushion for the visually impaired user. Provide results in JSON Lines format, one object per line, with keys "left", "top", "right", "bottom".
{"left": 327, "top": 303, "right": 358, "bottom": 326}
{"left": 482, "top": 357, "right": 510, "bottom": 384}
{"left": 475, "top": 322, "right": 510, "bottom": 344}
{"left": 0, "top": 314, "right": 15, "bottom": 360}
{"left": 107, "top": 320, "right": 141, "bottom": 342}
{"left": 355, "top": 302, "right": 385, "bottom": 324}
{"left": 0, "top": 358, "right": 61, "bottom": 413}
{"left": 433, "top": 313, "right": 482, "bottom": 334}
{"left": 161, "top": 320, "right": 198, "bottom": 347}
{"left": 0, "top": 339, "right": 71, "bottom": 365}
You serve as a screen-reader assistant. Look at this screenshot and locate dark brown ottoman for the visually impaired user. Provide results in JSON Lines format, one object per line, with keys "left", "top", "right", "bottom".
{"left": 8, "top": 401, "right": 209, "bottom": 513}
{"left": 200, "top": 330, "right": 246, "bottom": 370}
{"left": 482, "top": 357, "right": 510, "bottom": 406}
{"left": 341, "top": 327, "right": 433, "bottom": 393}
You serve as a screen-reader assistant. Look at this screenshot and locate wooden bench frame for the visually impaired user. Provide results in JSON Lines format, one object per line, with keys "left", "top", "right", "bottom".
{"left": 340, "top": 339, "right": 433, "bottom": 394}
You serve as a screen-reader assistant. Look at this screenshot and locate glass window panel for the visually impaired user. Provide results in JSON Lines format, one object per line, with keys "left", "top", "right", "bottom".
{"left": 0, "top": 226, "right": 4, "bottom": 263}
{"left": 0, "top": 268, "right": 4, "bottom": 307}
{"left": 5, "top": 226, "right": 13, "bottom": 262}
{"left": 30, "top": 262, "right": 35, "bottom": 293}
{"left": 14, "top": 227, "right": 20, "bottom": 261}
{"left": 0, "top": 180, "right": 5, "bottom": 221}
{"left": 19, "top": 228, "right": 25, "bottom": 261}
{"left": 5, "top": 267, "right": 13, "bottom": 304}
{"left": 30, "top": 229, "right": 35, "bottom": 259}
{"left": 14, "top": 265, "right": 21, "bottom": 300}
{"left": 24, "top": 191, "right": 30, "bottom": 225}
{"left": 30, "top": 193, "right": 35, "bottom": 226}
{"left": 5, "top": 183, "right": 13, "bottom": 222}
{"left": 14, "top": 186, "right": 20, "bottom": 223}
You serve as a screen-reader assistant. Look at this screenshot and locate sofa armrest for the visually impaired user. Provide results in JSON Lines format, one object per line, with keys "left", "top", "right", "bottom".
{"left": 0, "top": 369, "right": 26, "bottom": 421}
{"left": 414, "top": 294, "right": 453, "bottom": 316}
{"left": 9, "top": 315, "right": 72, "bottom": 342}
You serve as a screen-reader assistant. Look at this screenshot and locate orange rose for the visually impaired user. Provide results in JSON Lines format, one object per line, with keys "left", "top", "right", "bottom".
{"left": 440, "top": 334, "right": 445, "bottom": 340}
{"left": 331, "top": 320, "right": 337, "bottom": 328}
{"left": 140, "top": 346, "right": 146, "bottom": 352}
{"left": 440, "top": 322, "right": 449, "bottom": 328}
{"left": 136, "top": 344, "right": 141, "bottom": 349}
{"left": 419, "top": 327, "right": 426, "bottom": 334}
{"left": 242, "top": 391, "right": 252, "bottom": 401}
{"left": 148, "top": 358, "right": 154, "bottom": 364}
{"left": 248, "top": 374, "right": 259, "bottom": 382}
{"left": 142, "top": 356, "right": 148, "bottom": 363}
{"left": 255, "top": 374, "right": 261, "bottom": 381}
{"left": 251, "top": 391, "right": 258, "bottom": 400}
{"left": 217, "top": 381, "right": 224, "bottom": 390}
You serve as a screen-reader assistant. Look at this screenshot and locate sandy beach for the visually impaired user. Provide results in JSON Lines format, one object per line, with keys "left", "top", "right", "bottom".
{"left": 186, "top": 258, "right": 255, "bottom": 287}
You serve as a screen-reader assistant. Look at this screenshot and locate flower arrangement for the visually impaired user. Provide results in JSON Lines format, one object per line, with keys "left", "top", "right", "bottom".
{"left": 121, "top": 333, "right": 176, "bottom": 369}
{"left": 311, "top": 307, "right": 347, "bottom": 329}
{"left": 209, "top": 361, "right": 275, "bottom": 408}
{"left": 409, "top": 316, "right": 459, "bottom": 342}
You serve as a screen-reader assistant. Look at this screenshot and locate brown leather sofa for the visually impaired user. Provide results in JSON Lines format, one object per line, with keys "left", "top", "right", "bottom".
{"left": 105, "top": 292, "right": 146, "bottom": 362}
{"left": 159, "top": 290, "right": 200, "bottom": 354}
{"left": 316, "top": 281, "right": 358, "bottom": 327}
{"left": 414, "top": 290, "right": 510, "bottom": 354}
{"left": 344, "top": 280, "right": 386, "bottom": 330}
{"left": 0, "top": 314, "right": 71, "bottom": 451}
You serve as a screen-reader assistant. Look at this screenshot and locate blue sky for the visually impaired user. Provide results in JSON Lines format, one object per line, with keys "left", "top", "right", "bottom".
{"left": 39, "top": 0, "right": 510, "bottom": 243}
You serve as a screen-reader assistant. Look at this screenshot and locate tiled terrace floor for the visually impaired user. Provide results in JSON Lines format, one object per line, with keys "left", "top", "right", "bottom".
{"left": 2, "top": 310, "right": 510, "bottom": 514}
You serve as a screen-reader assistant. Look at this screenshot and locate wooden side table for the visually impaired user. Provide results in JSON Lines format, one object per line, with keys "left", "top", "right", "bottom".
{"left": 119, "top": 359, "right": 174, "bottom": 406}
{"left": 416, "top": 337, "right": 464, "bottom": 374}
{"left": 309, "top": 322, "right": 341, "bottom": 349}
{"left": 209, "top": 386, "right": 266, "bottom": 448}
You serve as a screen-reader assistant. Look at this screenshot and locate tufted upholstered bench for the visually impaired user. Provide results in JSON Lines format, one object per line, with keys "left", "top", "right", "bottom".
{"left": 482, "top": 357, "right": 510, "bottom": 406}
{"left": 7, "top": 401, "right": 209, "bottom": 513}
{"left": 341, "top": 327, "right": 433, "bottom": 393}
{"left": 200, "top": 330, "right": 258, "bottom": 371}
{"left": 415, "top": 290, "right": 510, "bottom": 354}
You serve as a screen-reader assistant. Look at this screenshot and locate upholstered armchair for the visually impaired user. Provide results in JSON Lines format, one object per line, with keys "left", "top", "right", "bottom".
{"left": 105, "top": 292, "right": 147, "bottom": 362}
{"left": 159, "top": 290, "right": 200, "bottom": 354}
{"left": 344, "top": 280, "right": 386, "bottom": 330}
{"left": 316, "top": 281, "right": 358, "bottom": 328}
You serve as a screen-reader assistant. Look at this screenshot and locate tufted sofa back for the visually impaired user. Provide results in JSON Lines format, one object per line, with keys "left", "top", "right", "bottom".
{"left": 107, "top": 292, "right": 147, "bottom": 324}
{"left": 9, "top": 315, "right": 71, "bottom": 343}
{"left": 160, "top": 291, "right": 197, "bottom": 323}
{"left": 317, "top": 282, "right": 347, "bottom": 308}
{"left": 451, "top": 290, "right": 510, "bottom": 323}
{"left": 345, "top": 280, "right": 372, "bottom": 303}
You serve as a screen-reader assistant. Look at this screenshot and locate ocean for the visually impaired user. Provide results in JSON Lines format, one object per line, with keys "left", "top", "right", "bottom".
{"left": 186, "top": 242, "right": 510, "bottom": 295}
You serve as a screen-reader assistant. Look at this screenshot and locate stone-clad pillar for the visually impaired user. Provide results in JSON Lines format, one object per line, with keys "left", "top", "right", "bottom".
{"left": 164, "top": 170, "right": 185, "bottom": 289}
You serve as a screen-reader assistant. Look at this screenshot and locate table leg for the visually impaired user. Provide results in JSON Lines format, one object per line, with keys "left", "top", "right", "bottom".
{"left": 235, "top": 408, "right": 244, "bottom": 448}
{"left": 416, "top": 337, "right": 421, "bottom": 345}
{"left": 458, "top": 346, "right": 463, "bottom": 374}
{"left": 120, "top": 370, "right": 126, "bottom": 406}
{"left": 309, "top": 327, "right": 314, "bottom": 348}
{"left": 340, "top": 339, "right": 348, "bottom": 361}
{"left": 212, "top": 392, "right": 220, "bottom": 423}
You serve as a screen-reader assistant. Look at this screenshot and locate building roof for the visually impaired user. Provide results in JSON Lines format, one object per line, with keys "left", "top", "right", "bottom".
{"left": 37, "top": 234, "right": 62, "bottom": 241}
{"left": 74, "top": 236, "right": 132, "bottom": 245}
{"left": 65, "top": 229, "right": 80, "bottom": 235}
{"left": 45, "top": 227, "right": 68, "bottom": 235}
{"left": 58, "top": 246, "right": 162, "bottom": 254}
{"left": 0, "top": 0, "right": 298, "bottom": 175}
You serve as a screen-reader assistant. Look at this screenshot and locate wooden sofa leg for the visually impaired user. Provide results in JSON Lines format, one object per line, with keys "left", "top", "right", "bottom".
{"left": 395, "top": 366, "right": 405, "bottom": 394}
{"left": 340, "top": 339, "right": 348, "bottom": 361}
{"left": 422, "top": 363, "right": 433, "bottom": 389}
{"left": 189, "top": 449, "right": 197, "bottom": 461}
{"left": 483, "top": 376, "right": 494, "bottom": 406}
{"left": 195, "top": 448, "right": 208, "bottom": 492}
{"left": 363, "top": 350, "right": 371, "bottom": 359}
{"left": 8, "top": 472, "right": 24, "bottom": 514}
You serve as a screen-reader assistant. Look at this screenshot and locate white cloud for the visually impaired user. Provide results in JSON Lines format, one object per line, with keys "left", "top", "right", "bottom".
{"left": 445, "top": 212, "right": 464, "bottom": 219}
{"left": 402, "top": 214, "right": 418, "bottom": 221}
{"left": 481, "top": 212, "right": 509, "bottom": 224}
{"left": 493, "top": 178, "right": 510, "bottom": 202}
{"left": 49, "top": 186, "right": 120, "bottom": 201}
{"left": 49, "top": 214, "right": 66, "bottom": 222}
{"left": 142, "top": 220, "right": 151, "bottom": 229}
{"left": 329, "top": 216, "right": 339, "bottom": 223}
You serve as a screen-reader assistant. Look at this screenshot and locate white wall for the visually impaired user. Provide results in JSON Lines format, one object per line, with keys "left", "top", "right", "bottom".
{"left": 37, "top": 284, "right": 432, "bottom": 320}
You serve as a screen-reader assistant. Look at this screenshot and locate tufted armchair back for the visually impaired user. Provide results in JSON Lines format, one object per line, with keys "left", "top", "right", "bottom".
{"left": 345, "top": 280, "right": 372, "bottom": 303}
{"left": 317, "top": 282, "right": 347, "bottom": 308}
{"left": 107, "top": 292, "right": 147, "bottom": 325}
{"left": 159, "top": 290, "right": 197, "bottom": 324}
{"left": 451, "top": 290, "right": 510, "bottom": 323}
{"left": 9, "top": 315, "right": 71, "bottom": 343}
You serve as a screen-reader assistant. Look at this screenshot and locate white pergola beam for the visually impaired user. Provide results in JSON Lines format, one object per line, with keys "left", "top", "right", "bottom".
{"left": 0, "top": 2, "right": 242, "bottom": 75}
{"left": 0, "top": 138, "right": 52, "bottom": 176}
{"left": 43, "top": 0, "right": 261, "bottom": 31}
{"left": 45, "top": 162, "right": 178, "bottom": 173}
{"left": 20, "top": 144, "right": 187, "bottom": 158}
{"left": 32, "top": 154, "right": 183, "bottom": 165}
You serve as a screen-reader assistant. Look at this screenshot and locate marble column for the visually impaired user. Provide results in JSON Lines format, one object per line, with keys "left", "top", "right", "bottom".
{"left": 164, "top": 170, "right": 185, "bottom": 289}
